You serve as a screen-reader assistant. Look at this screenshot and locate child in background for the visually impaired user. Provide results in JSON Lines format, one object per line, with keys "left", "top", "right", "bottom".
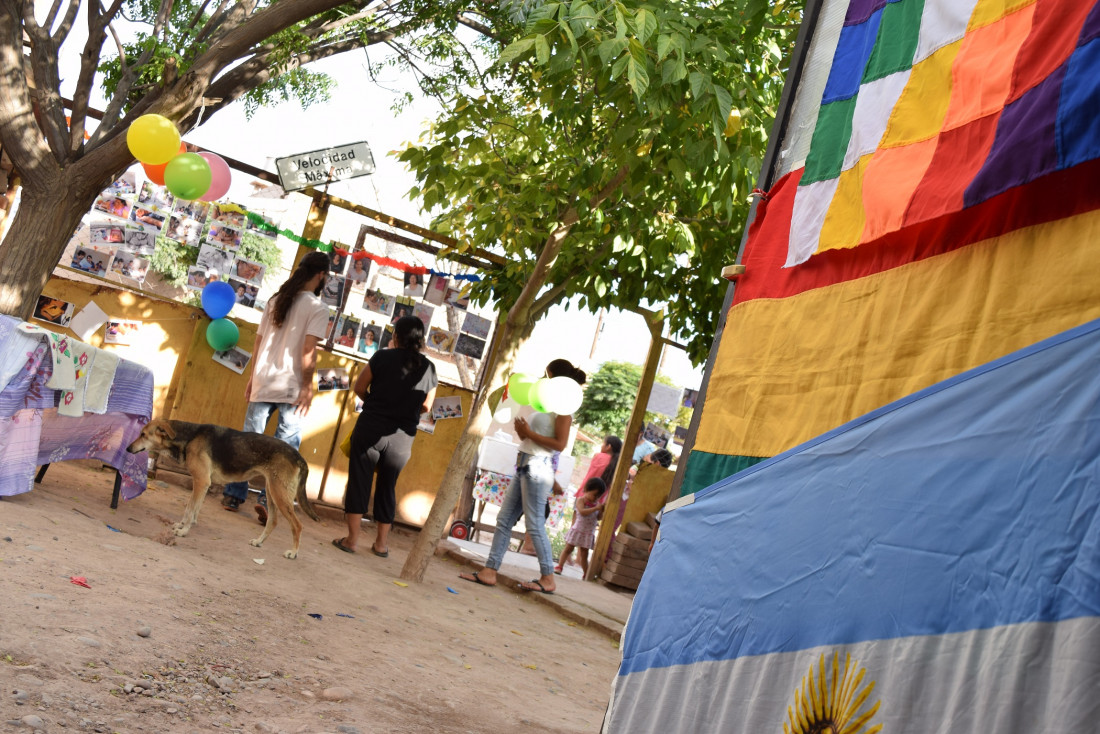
{"left": 555, "top": 477, "right": 608, "bottom": 577}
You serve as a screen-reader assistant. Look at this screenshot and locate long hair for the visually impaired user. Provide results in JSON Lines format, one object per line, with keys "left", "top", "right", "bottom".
{"left": 271, "top": 251, "right": 329, "bottom": 328}
{"left": 393, "top": 315, "right": 426, "bottom": 372}
{"left": 599, "top": 435, "right": 622, "bottom": 487}
{"left": 546, "top": 358, "right": 586, "bottom": 385}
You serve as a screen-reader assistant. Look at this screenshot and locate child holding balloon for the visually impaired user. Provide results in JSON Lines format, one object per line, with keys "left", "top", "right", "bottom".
{"left": 459, "top": 359, "right": 586, "bottom": 594}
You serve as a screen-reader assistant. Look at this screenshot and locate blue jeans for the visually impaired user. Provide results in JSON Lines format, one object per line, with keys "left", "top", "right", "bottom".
{"left": 223, "top": 401, "right": 302, "bottom": 503}
{"left": 485, "top": 453, "right": 555, "bottom": 577}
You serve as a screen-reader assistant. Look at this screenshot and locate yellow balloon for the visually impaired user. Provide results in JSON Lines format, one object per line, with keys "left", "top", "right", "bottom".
{"left": 127, "top": 114, "right": 182, "bottom": 164}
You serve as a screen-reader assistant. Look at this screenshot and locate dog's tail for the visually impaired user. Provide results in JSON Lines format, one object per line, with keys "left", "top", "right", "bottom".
{"left": 296, "top": 461, "right": 320, "bottom": 522}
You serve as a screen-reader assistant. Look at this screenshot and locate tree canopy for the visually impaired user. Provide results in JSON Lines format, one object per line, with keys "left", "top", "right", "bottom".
{"left": 399, "top": 0, "right": 803, "bottom": 364}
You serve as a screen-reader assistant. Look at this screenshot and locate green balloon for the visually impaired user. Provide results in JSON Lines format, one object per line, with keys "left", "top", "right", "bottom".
{"left": 206, "top": 318, "right": 239, "bottom": 351}
{"left": 529, "top": 378, "right": 551, "bottom": 413}
{"left": 508, "top": 373, "right": 536, "bottom": 406}
{"left": 164, "top": 152, "right": 212, "bottom": 200}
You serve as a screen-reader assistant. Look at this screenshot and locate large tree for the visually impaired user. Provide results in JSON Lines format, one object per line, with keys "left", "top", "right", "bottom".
{"left": 0, "top": 0, "right": 514, "bottom": 318}
{"left": 399, "top": 0, "right": 802, "bottom": 581}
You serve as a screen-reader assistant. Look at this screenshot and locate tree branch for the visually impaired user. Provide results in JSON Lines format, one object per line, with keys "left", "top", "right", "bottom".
{"left": 69, "top": 0, "right": 126, "bottom": 154}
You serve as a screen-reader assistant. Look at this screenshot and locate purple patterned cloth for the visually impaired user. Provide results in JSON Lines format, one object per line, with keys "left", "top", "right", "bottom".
{"left": 0, "top": 315, "right": 153, "bottom": 499}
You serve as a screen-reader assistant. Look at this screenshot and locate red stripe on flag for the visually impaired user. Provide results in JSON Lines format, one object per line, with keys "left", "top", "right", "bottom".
{"left": 1008, "top": 0, "right": 1094, "bottom": 103}
{"left": 734, "top": 157, "right": 1100, "bottom": 305}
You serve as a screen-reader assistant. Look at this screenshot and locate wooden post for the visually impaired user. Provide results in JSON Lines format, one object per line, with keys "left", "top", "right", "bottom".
{"left": 296, "top": 191, "right": 330, "bottom": 266}
{"left": 587, "top": 309, "right": 664, "bottom": 581}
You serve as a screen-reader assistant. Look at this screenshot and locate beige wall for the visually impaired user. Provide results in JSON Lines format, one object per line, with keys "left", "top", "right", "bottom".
{"left": 40, "top": 273, "right": 472, "bottom": 527}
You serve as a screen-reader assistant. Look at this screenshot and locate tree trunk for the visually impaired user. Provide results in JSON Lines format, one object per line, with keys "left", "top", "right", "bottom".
{"left": 0, "top": 177, "right": 105, "bottom": 319}
{"left": 399, "top": 316, "right": 533, "bottom": 581}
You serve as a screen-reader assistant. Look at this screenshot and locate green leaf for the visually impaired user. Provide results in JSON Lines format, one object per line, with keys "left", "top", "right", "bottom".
{"left": 499, "top": 37, "right": 535, "bottom": 65}
{"left": 634, "top": 8, "right": 657, "bottom": 44}
{"left": 713, "top": 84, "right": 733, "bottom": 122}
{"left": 560, "top": 19, "right": 578, "bottom": 54}
{"left": 656, "top": 33, "right": 673, "bottom": 61}
{"left": 688, "top": 71, "right": 711, "bottom": 100}
{"left": 614, "top": 7, "right": 627, "bottom": 38}
{"left": 535, "top": 34, "right": 551, "bottom": 65}
{"left": 627, "top": 56, "right": 649, "bottom": 100}
{"left": 598, "top": 37, "right": 628, "bottom": 64}
{"left": 661, "top": 58, "right": 687, "bottom": 84}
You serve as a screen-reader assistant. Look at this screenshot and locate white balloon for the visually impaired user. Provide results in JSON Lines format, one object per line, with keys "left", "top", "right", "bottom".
{"left": 547, "top": 376, "right": 583, "bottom": 414}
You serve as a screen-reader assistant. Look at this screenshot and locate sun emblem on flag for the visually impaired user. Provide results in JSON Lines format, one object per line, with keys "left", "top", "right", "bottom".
{"left": 783, "top": 651, "right": 882, "bottom": 734}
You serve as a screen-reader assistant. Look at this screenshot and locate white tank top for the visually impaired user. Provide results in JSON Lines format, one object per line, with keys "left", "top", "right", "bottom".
{"left": 518, "top": 412, "right": 558, "bottom": 457}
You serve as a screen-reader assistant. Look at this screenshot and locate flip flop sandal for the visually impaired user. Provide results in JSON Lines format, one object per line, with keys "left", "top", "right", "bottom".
{"left": 331, "top": 538, "right": 356, "bottom": 554}
{"left": 458, "top": 571, "right": 496, "bottom": 587}
{"left": 370, "top": 546, "right": 389, "bottom": 558}
{"left": 520, "top": 579, "right": 555, "bottom": 595}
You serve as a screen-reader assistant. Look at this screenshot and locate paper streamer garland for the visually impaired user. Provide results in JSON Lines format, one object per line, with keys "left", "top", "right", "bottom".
{"left": 243, "top": 211, "right": 481, "bottom": 282}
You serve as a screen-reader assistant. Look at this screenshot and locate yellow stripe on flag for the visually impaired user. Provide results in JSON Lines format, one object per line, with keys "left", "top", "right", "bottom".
{"left": 880, "top": 40, "right": 960, "bottom": 149}
{"left": 817, "top": 156, "right": 870, "bottom": 253}
{"left": 695, "top": 209, "right": 1100, "bottom": 459}
{"left": 967, "top": 0, "right": 1037, "bottom": 33}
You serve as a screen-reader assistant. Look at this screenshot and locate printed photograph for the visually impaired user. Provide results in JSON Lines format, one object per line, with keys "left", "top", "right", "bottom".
{"left": 137, "top": 181, "right": 172, "bottom": 210}
{"left": 424, "top": 274, "right": 448, "bottom": 305}
{"left": 130, "top": 205, "right": 166, "bottom": 232}
{"left": 233, "top": 257, "right": 266, "bottom": 287}
{"left": 460, "top": 312, "right": 491, "bottom": 339}
{"left": 245, "top": 212, "right": 278, "bottom": 239}
{"left": 104, "top": 319, "right": 141, "bottom": 346}
{"left": 163, "top": 215, "right": 204, "bottom": 246}
{"left": 173, "top": 199, "right": 210, "bottom": 222}
{"left": 391, "top": 300, "right": 415, "bottom": 324}
{"left": 88, "top": 222, "right": 126, "bottom": 245}
{"left": 324, "top": 309, "right": 337, "bottom": 341}
{"left": 403, "top": 271, "right": 426, "bottom": 298}
{"left": 362, "top": 288, "right": 393, "bottom": 316}
{"left": 212, "top": 346, "right": 252, "bottom": 374}
{"left": 426, "top": 327, "right": 457, "bottom": 354}
{"left": 454, "top": 333, "right": 486, "bottom": 360}
{"left": 186, "top": 265, "right": 220, "bottom": 290}
{"left": 413, "top": 303, "right": 434, "bottom": 330}
{"left": 32, "top": 295, "right": 75, "bottom": 327}
{"left": 227, "top": 277, "right": 259, "bottom": 308}
{"left": 358, "top": 323, "right": 382, "bottom": 356}
{"left": 672, "top": 426, "right": 689, "bottom": 446}
{"left": 109, "top": 249, "right": 150, "bottom": 282}
{"left": 334, "top": 315, "right": 361, "bottom": 349}
{"left": 320, "top": 273, "right": 345, "bottom": 307}
{"left": 682, "top": 388, "right": 699, "bottom": 409}
{"left": 196, "top": 243, "right": 235, "bottom": 278}
{"left": 346, "top": 256, "right": 370, "bottom": 286}
{"left": 210, "top": 204, "right": 247, "bottom": 229}
{"left": 123, "top": 227, "right": 157, "bottom": 256}
{"left": 430, "top": 395, "right": 463, "bottom": 421}
{"left": 328, "top": 250, "right": 349, "bottom": 275}
{"left": 641, "top": 422, "right": 671, "bottom": 449}
{"left": 207, "top": 223, "right": 241, "bottom": 250}
{"left": 92, "top": 194, "right": 132, "bottom": 220}
{"left": 444, "top": 285, "right": 470, "bottom": 310}
{"left": 71, "top": 248, "right": 112, "bottom": 276}
{"left": 106, "top": 172, "right": 137, "bottom": 196}
{"left": 379, "top": 324, "right": 394, "bottom": 350}
{"left": 417, "top": 411, "right": 436, "bottom": 434}
{"left": 317, "top": 367, "right": 351, "bottom": 392}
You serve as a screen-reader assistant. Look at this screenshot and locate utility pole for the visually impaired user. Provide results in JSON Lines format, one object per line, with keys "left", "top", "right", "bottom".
{"left": 589, "top": 307, "right": 605, "bottom": 360}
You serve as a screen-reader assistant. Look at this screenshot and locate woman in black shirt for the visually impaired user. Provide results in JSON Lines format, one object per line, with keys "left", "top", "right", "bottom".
{"left": 333, "top": 315, "right": 437, "bottom": 557}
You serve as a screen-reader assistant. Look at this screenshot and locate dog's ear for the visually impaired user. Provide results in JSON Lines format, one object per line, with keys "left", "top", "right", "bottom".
{"left": 155, "top": 421, "right": 176, "bottom": 439}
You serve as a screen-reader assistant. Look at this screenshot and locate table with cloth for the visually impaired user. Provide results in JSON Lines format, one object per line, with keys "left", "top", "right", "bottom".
{"left": 470, "top": 436, "right": 573, "bottom": 543}
{"left": 0, "top": 315, "right": 154, "bottom": 503}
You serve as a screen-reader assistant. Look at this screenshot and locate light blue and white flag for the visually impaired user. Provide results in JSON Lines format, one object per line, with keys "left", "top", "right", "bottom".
{"left": 606, "top": 318, "right": 1100, "bottom": 733}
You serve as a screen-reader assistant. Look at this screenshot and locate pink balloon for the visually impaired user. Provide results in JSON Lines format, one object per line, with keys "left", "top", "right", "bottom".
{"left": 199, "top": 152, "right": 232, "bottom": 201}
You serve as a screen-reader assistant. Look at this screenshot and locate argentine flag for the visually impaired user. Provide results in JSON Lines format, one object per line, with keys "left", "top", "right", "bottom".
{"left": 606, "top": 318, "right": 1100, "bottom": 732}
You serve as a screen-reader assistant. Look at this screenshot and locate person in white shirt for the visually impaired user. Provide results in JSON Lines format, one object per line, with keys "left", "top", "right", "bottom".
{"left": 222, "top": 251, "right": 331, "bottom": 523}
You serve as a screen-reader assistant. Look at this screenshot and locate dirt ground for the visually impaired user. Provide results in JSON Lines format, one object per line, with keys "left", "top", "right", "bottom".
{"left": 0, "top": 461, "right": 620, "bottom": 733}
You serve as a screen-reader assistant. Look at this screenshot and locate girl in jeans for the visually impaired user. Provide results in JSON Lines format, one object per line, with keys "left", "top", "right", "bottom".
{"left": 459, "top": 359, "right": 586, "bottom": 594}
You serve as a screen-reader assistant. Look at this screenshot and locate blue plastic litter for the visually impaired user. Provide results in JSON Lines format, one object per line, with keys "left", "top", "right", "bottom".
{"left": 446, "top": 587, "right": 459, "bottom": 594}
{"left": 336, "top": 613, "right": 355, "bottom": 618}
{"left": 105, "top": 525, "right": 121, "bottom": 533}
{"left": 307, "top": 613, "right": 322, "bottom": 619}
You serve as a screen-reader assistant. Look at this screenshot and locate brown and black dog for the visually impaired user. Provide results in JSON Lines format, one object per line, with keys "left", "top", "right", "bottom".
{"left": 127, "top": 419, "right": 320, "bottom": 559}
